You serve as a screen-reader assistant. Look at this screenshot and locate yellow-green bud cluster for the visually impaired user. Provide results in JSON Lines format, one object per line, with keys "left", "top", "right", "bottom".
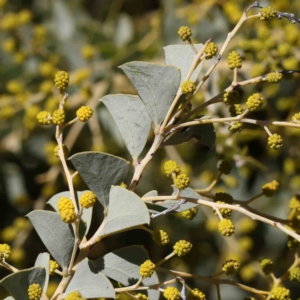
{"left": 164, "top": 160, "right": 181, "bottom": 177}
{"left": 50, "top": 260, "right": 59, "bottom": 275}
{"left": 270, "top": 287, "right": 291, "bottom": 300}
{"left": 223, "top": 90, "right": 241, "bottom": 105}
{"left": 292, "top": 112, "right": 300, "bottom": 123}
{"left": 52, "top": 109, "right": 65, "bottom": 125}
{"left": 259, "top": 258, "right": 274, "bottom": 275}
{"left": 64, "top": 291, "right": 86, "bottom": 300}
{"left": 181, "top": 207, "right": 198, "bottom": 220}
{"left": 181, "top": 80, "right": 196, "bottom": 94}
{"left": 139, "top": 260, "right": 155, "bottom": 278}
{"left": 188, "top": 288, "right": 206, "bottom": 300}
{"left": 57, "top": 197, "right": 77, "bottom": 223}
{"left": 120, "top": 182, "right": 127, "bottom": 188}
{"left": 229, "top": 104, "right": 244, "bottom": 116}
{"left": 289, "top": 267, "right": 300, "bottom": 282}
{"left": 218, "top": 219, "right": 235, "bottom": 237}
{"left": 213, "top": 201, "right": 232, "bottom": 218}
{"left": 79, "top": 191, "right": 97, "bottom": 208}
{"left": 266, "top": 72, "right": 282, "bottom": 83}
{"left": 246, "top": 93, "right": 263, "bottom": 111}
{"left": 175, "top": 173, "right": 190, "bottom": 190}
{"left": 136, "top": 293, "right": 150, "bottom": 300}
{"left": 259, "top": 7, "right": 277, "bottom": 21}
{"left": 178, "top": 26, "right": 192, "bottom": 41}
{"left": 289, "top": 194, "right": 300, "bottom": 210}
{"left": 218, "top": 160, "right": 233, "bottom": 175}
{"left": 268, "top": 134, "right": 283, "bottom": 150}
{"left": 204, "top": 42, "right": 218, "bottom": 59}
{"left": 76, "top": 106, "right": 93, "bottom": 122}
{"left": 228, "top": 121, "right": 243, "bottom": 133}
{"left": 0, "top": 243, "right": 11, "bottom": 259}
{"left": 28, "top": 283, "right": 42, "bottom": 300}
{"left": 214, "top": 192, "right": 233, "bottom": 204}
{"left": 163, "top": 286, "right": 180, "bottom": 300}
{"left": 173, "top": 240, "right": 192, "bottom": 256}
{"left": 54, "top": 144, "right": 69, "bottom": 158}
{"left": 227, "top": 51, "right": 242, "bottom": 70}
{"left": 54, "top": 70, "right": 69, "bottom": 91}
{"left": 262, "top": 180, "right": 279, "bottom": 197}
{"left": 222, "top": 259, "right": 240, "bottom": 275}
{"left": 152, "top": 229, "right": 170, "bottom": 245}
{"left": 37, "top": 111, "right": 52, "bottom": 125}
{"left": 287, "top": 236, "right": 300, "bottom": 251}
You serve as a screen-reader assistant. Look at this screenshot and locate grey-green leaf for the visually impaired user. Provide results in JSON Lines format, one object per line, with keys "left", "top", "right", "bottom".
{"left": 164, "top": 44, "right": 204, "bottom": 84}
{"left": 34, "top": 253, "right": 50, "bottom": 294}
{"left": 120, "top": 61, "right": 181, "bottom": 126}
{"left": 99, "top": 186, "right": 150, "bottom": 237}
{"left": 0, "top": 267, "right": 46, "bottom": 300}
{"left": 27, "top": 210, "right": 74, "bottom": 269}
{"left": 69, "top": 152, "right": 129, "bottom": 207}
{"left": 94, "top": 245, "right": 160, "bottom": 300}
{"left": 102, "top": 94, "right": 152, "bottom": 159}
{"left": 64, "top": 259, "right": 115, "bottom": 299}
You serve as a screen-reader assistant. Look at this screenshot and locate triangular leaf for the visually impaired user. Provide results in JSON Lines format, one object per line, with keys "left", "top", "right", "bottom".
{"left": 0, "top": 267, "right": 46, "bottom": 300}
{"left": 102, "top": 94, "right": 152, "bottom": 159}
{"left": 164, "top": 43, "right": 204, "bottom": 84}
{"left": 64, "top": 259, "right": 115, "bottom": 299}
{"left": 34, "top": 253, "right": 50, "bottom": 294}
{"left": 27, "top": 210, "right": 74, "bottom": 269}
{"left": 69, "top": 152, "right": 129, "bottom": 207}
{"left": 120, "top": 62, "right": 181, "bottom": 126}
{"left": 99, "top": 186, "right": 150, "bottom": 237}
{"left": 94, "top": 245, "right": 160, "bottom": 300}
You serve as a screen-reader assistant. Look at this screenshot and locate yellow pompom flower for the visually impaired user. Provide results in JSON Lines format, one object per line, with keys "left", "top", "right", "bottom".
{"left": 2, "top": 37, "right": 16, "bottom": 53}
{"left": 0, "top": 243, "right": 11, "bottom": 259}
{"left": 262, "top": 180, "right": 279, "bottom": 197}
{"left": 58, "top": 197, "right": 74, "bottom": 212}
{"left": 49, "top": 260, "right": 60, "bottom": 275}
{"left": 178, "top": 26, "right": 192, "bottom": 41}
{"left": 173, "top": 240, "right": 192, "bottom": 256}
{"left": 54, "top": 144, "right": 69, "bottom": 158}
{"left": 28, "top": 283, "right": 42, "bottom": 300}
{"left": 79, "top": 191, "right": 97, "bottom": 208}
{"left": 76, "top": 106, "right": 93, "bottom": 122}
{"left": 163, "top": 160, "right": 181, "bottom": 177}
{"left": 163, "top": 286, "right": 180, "bottom": 300}
{"left": 64, "top": 291, "right": 86, "bottom": 300}
{"left": 81, "top": 44, "right": 96, "bottom": 60}
{"left": 60, "top": 209, "right": 77, "bottom": 224}
{"left": 54, "top": 70, "right": 69, "bottom": 92}
{"left": 152, "top": 229, "right": 170, "bottom": 245}
{"left": 218, "top": 219, "right": 235, "bottom": 237}
{"left": 37, "top": 111, "right": 52, "bottom": 125}
{"left": 139, "top": 260, "right": 155, "bottom": 278}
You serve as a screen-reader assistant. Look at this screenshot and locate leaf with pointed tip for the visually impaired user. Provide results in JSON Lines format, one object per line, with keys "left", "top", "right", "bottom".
{"left": 102, "top": 94, "right": 152, "bottom": 159}
{"left": 27, "top": 210, "right": 74, "bottom": 269}
{"left": 146, "top": 186, "right": 200, "bottom": 214}
{"left": 99, "top": 186, "right": 150, "bottom": 237}
{"left": 64, "top": 259, "right": 115, "bottom": 299}
{"left": 3, "top": 297, "right": 14, "bottom": 300}
{"left": 164, "top": 44, "right": 204, "bottom": 85}
{"left": 94, "top": 245, "right": 160, "bottom": 300}
{"left": 0, "top": 267, "right": 46, "bottom": 300}
{"left": 69, "top": 152, "right": 129, "bottom": 208}
{"left": 120, "top": 62, "right": 181, "bottom": 126}
{"left": 34, "top": 253, "right": 50, "bottom": 294}
{"left": 47, "top": 191, "right": 93, "bottom": 235}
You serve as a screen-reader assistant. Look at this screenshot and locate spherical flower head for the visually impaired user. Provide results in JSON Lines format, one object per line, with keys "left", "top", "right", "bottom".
{"left": 2, "top": 37, "right": 16, "bottom": 53}
{"left": 292, "top": 112, "right": 300, "bottom": 123}
{"left": 204, "top": 42, "right": 218, "bottom": 59}
{"left": 178, "top": 26, "right": 192, "bottom": 41}
{"left": 229, "top": 104, "right": 244, "bottom": 117}
{"left": 52, "top": 109, "right": 65, "bottom": 125}
{"left": 259, "top": 7, "right": 277, "bottom": 21}
{"left": 54, "top": 70, "right": 69, "bottom": 91}
{"left": 37, "top": 111, "right": 52, "bottom": 125}
{"left": 76, "top": 106, "right": 93, "bottom": 122}
{"left": 54, "top": 144, "right": 69, "bottom": 158}
{"left": 181, "top": 207, "right": 198, "bottom": 220}
{"left": 218, "top": 160, "right": 233, "bottom": 175}
{"left": 18, "top": 9, "right": 32, "bottom": 25}
{"left": 270, "top": 287, "right": 291, "bottom": 300}
{"left": 175, "top": 173, "right": 190, "bottom": 190}
{"left": 259, "top": 257, "right": 274, "bottom": 275}
{"left": 1, "top": 12, "right": 18, "bottom": 31}
{"left": 287, "top": 236, "right": 300, "bottom": 251}
{"left": 60, "top": 209, "right": 77, "bottom": 224}
{"left": 222, "top": 259, "right": 240, "bottom": 275}
{"left": 81, "top": 44, "right": 96, "bottom": 60}
{"left": 163, "top": 160, "right": 181, "bottom": 177}
{"left": 246, "top": 93, "right": 263, "bottom": 111}
{"left": 214, "top": 192, "right": 233, "bottom": 204}
{"left": 40, "top": 80, "right": 53, "bottom": 94}
{"left": 266, "top": 72, "right": 282, "bottom": 83}
{"left": 28, "top": 283, "right": 42, "bottom": 300}
{"left": 13, "top": 217, "right": 29, "bottom": 230}
{"left": 136, "top": 293, "right": 149, "bottom": 300}
{"left": 6, "top": 80, "right": 23, "bottom": 94}
{"left": 120, "top": 182, "right": 127, "bottom": 188}
{"left": 289, "top": 267, "right": 300, "bottom": 282}
{"left": 152, "top": 229, "right": 170, "bottom": 245}
{"left": 228, "top": 121, "right": 243, "bottom": 133}
{"left": 58, "top": 197, "right": 74, "bottom": 212}
{"left": 181, "top": 80, "right": 196, "bottom": 94}
{"left": 218, "top": 218, "right": 235, "bottom": 237}
{"left": 163, "top": 286, "right": 180, "bottom": 300}
{"left": 268, "top": 134, "right": 283, "bottom": 150}
{"left": 227, "top": 51, "right": 242, "bottom": 70}
{"left": 49, "top": 260, "right": 59, "bottom": 275}
{"left": 262, "top": 180, "right": 279, "bottom": 197}
{"left": 0, "top": 243, "right": 11, "bottom": 259}
{"left": 173, "top": 240, "right": 192, "bottom": 257}
{"left": 187, "top": 288, "right": 206, "bottom": 300}
{"left": 64, "top": 291, "right": 86, "bottom": 300}
{"left": 213, "top": 201, "right": 232, "bottom": 218}
{"left": 139, "top": 260, "right": 155, "bottom": 278}
{"left": 223, "top": 90, "right": 241, "bottom": 105}
{"left": 80, "top": 191, "right": 97, "bottom": 208}
{"left": 289, "top": 194, "right": 300, "bottom": 210}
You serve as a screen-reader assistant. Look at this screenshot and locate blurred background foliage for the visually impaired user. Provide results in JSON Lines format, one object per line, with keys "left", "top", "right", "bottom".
{"left": 1, "top": 0, "right": 300, "bottom": 299}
